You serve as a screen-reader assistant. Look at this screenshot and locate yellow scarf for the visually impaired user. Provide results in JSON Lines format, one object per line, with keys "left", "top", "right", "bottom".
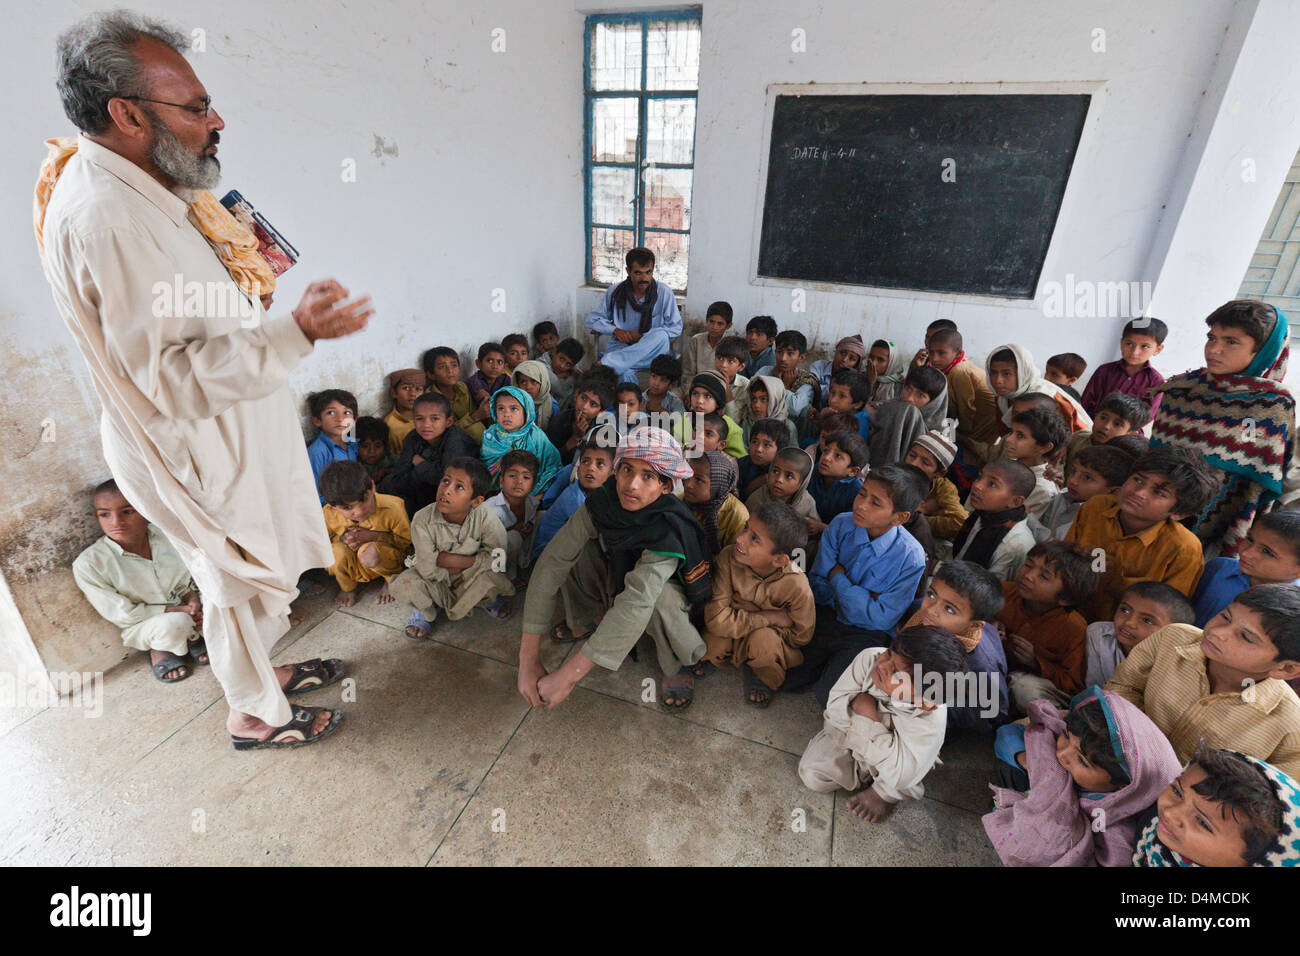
{"left": 33, "top": 136, "right": 276, "bottom": 296}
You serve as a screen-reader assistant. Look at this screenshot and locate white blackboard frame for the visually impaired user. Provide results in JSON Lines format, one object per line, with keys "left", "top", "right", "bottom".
{"left": 748, "top": 81, "right": 1108, "bottom": 308}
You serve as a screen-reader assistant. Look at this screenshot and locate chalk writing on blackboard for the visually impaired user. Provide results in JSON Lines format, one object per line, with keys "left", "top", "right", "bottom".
{"left": 789, "top": 146, "right": 857, "bottom": 160}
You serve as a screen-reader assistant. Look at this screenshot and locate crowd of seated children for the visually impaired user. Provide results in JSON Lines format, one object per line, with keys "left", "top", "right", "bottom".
{"left": 683, "top": 450, "right": 749, "bottom": 558}
{"left": 693, "top": 502, "right": 817, "bottom": 707}
{"left": 378, "top": 392, "right": 475, "bottom": 518}
{"left": 994, "top": 540, "right": 1099, "bottom": 711}
{"left": 743, "top": 314, "right": 777, "bottom": 378}
{"left": 390, "top": 457, "right": 515, "bottom": 639}
{"left": 319, "top": 460, "right": 412, "bottom": 608}
{"left": 738, "top": 418, "right": 787, "bottom": 501}
{"left": 1192, "top": 508, "right": 1300, "bottom": 627}
{"left": 1044, "top": 352, "right": 1087, "bottom": 403}
{"left": 951, "top": 457, "right": 1037, "bottom": 581}
{"left": 1132, "top": 740, "right": 1300, "bottom": 867}
{"left": 1085, "top": 580, "right": 1195, "bottom": 687}
{"left": 985, "top": 687, "right": 1181, "bottom": 866}
{"left": 1080, "top": 317, "right": 1167, "bottom": 419}
{"left": 785, "top": 465, "right": 929, "bottom": 707}
{"left": 74, "top": 479, "right": 205, "bottom": 683}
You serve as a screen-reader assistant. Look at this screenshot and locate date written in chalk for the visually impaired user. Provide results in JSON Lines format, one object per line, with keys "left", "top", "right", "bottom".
{"left": 1122, "top": 892, "right": 1251, "bottom": 906}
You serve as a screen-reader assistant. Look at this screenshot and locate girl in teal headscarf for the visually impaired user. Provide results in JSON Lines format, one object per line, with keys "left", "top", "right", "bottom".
{"left": 1151, "top": 300, "right": 1294, "bottom": 557}
{"left": 480, "top": 385, "right": 561, "bottom": 496}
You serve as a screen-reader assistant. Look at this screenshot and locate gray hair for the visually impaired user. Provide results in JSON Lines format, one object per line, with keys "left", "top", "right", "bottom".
{"left": 56, "top": 9, "right": 188, "bottom": 134}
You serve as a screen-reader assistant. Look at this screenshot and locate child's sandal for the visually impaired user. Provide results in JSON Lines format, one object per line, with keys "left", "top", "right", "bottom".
{"left": 482, "top": 597, "right": 513, "bottom": 620}
{"left": 403, "top": 611, "right": 434, "bottom": 641}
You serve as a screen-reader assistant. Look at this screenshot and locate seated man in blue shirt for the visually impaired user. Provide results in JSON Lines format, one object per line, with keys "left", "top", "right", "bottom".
{"left": 585, "top": 247, "right": 682, "bottom": 384}
{"left": 784, "top": 464, "right": 928, "bottom": 708}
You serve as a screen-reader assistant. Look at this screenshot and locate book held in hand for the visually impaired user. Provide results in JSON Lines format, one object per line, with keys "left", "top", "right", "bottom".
{"left": 220, "top": 189, "right": 300, "bottom": 276}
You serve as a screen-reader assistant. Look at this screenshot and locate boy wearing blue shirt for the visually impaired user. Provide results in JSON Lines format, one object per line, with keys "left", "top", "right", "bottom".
{"left": 532, "top": 441, "right": 616, "bottom": 557}
{"left": 785, "top": 464, "right": 928, "bottom": 707}
{"left": 1192, "top": 509, "right": 1300, "bottom": 627}
{"left": 306, "top": 389, "right": 358, "bottom": 504}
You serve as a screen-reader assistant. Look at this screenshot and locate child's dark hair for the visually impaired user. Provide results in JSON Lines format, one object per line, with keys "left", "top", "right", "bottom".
{"left": 1025, "top": 540, "right": 1100, "bottom": 608}
{"left": 1129, "top": 445, "right": 1222, "bottom": 518}
{"left": 1233, "top": 584, "right": 1300, "bottom": 661}
{"left": 412, "top": 392, "right": 452, "bottom": 417}
{"left": 982, "top": 457, "right": 1036, "bottom": 500}
{"left": 1010, "top": 407, "right": 1069, "bottom": 455}
{"left": 444, "top": 456, "right": 493, "bottom": 500}
{"left": 649, "top": 353, "right": 681, "bottom": 383}
{"left": 1065, "top": 697, "right": 1130, "bottom": 789}
{"left": 616, "top": 382, "right": 644, "bottom": 403}
{"left": 1188, "top": 740, "right": 1286, "bottom": 865}
{"left": 1255, "top": 509, "right": 1300, "bottom": 562}
{"left": 308, "top": 389, "right": 358, "bottom": 419}
{"left": 1009, "top": 391, "right": 1058, "bottom": 414}
{"left": 477, "top": 342, "right": 505, "bottom": 362}
{"left": 750, "top": 418, "right": 788, "bottom": 447}
{"left": 988, "top": 347, "right": 1017, "bottom": 367}
{"left": 575, "top": 377, "right": 615, "bottom": 412}
{"left": 1097, "top": 392, "right": 1151, "bottom": 430}
{"left": 927, "top": 327, "right": 962, "bottom": 350}
{"left": 831, "top": 367, "right": 873, "bottom": 407}
{"left": 928, "top": 319, "right": 959, "bottom": 335}
{"left": 773, "top": 447, "right": 813, "bottom": 482}
{"left": 904, "top": 365, "right": 947, "bottom": 401}
{"left": 576, "top": 439, "right": 616, "bottom": 464}
{"left": 92, "top": 477, "right": 120, "bottom": 499}
{"left": 891, "top": 626, "right": 968, "bottom": 702}
{"left": 746, "top": 315, "right": 778, "bottom": 340}
{"left": 1107, "top": 433, "right": 1149, "bottom": 458}
{"left": 532, "top": 320, "right": 558, "bottom": 342}
{"left": 1122, "top": 317, "right": 1169, "bottom": 345}
{"left": 354, "top": 416, "right": 389, "bottom": 445}
{"left": 584, "top": 364, "right": 620, "bottom": 393}
{"left": 498, "top": 449, "right": 540, "bottom": 479}
{"left": 775, "top": 329, "right": 807, "bottom": 354}
{"left": 501, "top": 333, "right": 529, "bottom": 354}
{"left": 750, "top": 501, "right": 808, "bottom": 557}
{"left": 1047, "top": 353, "right": 1086, "bottom": 379}
{"left": 818, "top": 409, "right": 859, "bottom": 434}
{"left": 715, "top": 336, "right": 749, "bottom": 364}
{"left": 1072, "top": 444, "right": 1133, "bottom": 489}
{"left": 702, "top": 411, "right": 729, "bottom": 440}
{"left": 318, "top": 460, "right": 372, "bottom": 507}
{"left": 865, "top": 464, "right": 926, "bottom": 515}
{"left": 556, "top": 338, "right": 585, "bottom": 364}
{"left": 421, "top": 346, "right": 459, "bottom": 375}
{"left": 824, "top": 430, "right": 869, "bottom": 470}
{"left": 1204, "top": 299, "right": 1279, "bottom": 352}
{"left": 934, "top": 561, "right": 1006, "bottom": 621}
{"left": 1120, "top": 580, "right": 1195, "bottom": 626}
{"left": 706, "top": 301, "right": 734, "bottom": 324}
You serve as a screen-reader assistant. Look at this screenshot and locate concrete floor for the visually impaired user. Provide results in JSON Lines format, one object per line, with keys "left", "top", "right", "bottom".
{"left": 0, "top": 582, "right": 1001, "bottom": 866}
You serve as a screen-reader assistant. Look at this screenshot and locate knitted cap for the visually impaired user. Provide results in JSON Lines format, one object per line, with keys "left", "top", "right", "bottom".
{"left": 911, "top": 429, "right": 957, "bottom": 471}
{"left": 689, "top": 370, "right": 728, "bottom": 409}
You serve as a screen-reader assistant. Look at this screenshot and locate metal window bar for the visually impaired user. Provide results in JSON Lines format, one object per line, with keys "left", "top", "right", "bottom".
{"left": 1238, "top": 152, "right": 1300, "bottom": 335}
{"left": 584, "top": 11, "right": 701, "bottom": 292}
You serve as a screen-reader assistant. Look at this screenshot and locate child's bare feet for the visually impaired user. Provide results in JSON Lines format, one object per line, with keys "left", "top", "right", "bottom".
{"left": 335, "top": 587, "right": 357, "bottom": 607}
{"left": 847, "top": 789, "right": 895, "bottom": 822}
{"left": 376, "top": 580, "right": 394, "bottom": 604}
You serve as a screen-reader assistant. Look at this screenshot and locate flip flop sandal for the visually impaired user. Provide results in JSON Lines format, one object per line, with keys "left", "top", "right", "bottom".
{"left": 660, "top": 675, "right": 695, "bottom": 711}
{"left": 404, "top": 611, "right": 434, "bottom": 641}
{"left": 482, "top": 597, "right": 513, "bottom": 620}
{"left": 746, "top": 673, "right": 775, "bottom": 708}
{"left": 282, "top": 658, "right": 346, "bottom": 696}
{"left": 151, "top": 651, "right": 191, "bottom": 683}
{"left": 188, "top": 636, "right": 209, "bottom": 666}
{"left": 230, "top": 706, "right": 343, "bottom": 750}
{"left": 688, "top": 660, "right": 716, "bottom": 678}
{"left": 551, "top": 622, "right": 590, "bottom": 644}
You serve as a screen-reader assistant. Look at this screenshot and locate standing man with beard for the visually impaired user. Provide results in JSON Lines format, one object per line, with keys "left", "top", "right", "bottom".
{"left": 36, "top": 11, "right": 374, "bottom": 748}
{"left": 586, "top": 247, "right": 682, "bottom": 384}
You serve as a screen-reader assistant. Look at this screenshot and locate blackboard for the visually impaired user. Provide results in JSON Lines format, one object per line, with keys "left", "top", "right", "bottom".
{"left": 757, "top": 93, "right": 1091, "bottom": 298}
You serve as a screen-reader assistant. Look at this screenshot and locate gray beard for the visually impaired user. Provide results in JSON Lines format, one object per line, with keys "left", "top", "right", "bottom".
{"left": 149, "top": 119, "right": 221, "bottom": 190}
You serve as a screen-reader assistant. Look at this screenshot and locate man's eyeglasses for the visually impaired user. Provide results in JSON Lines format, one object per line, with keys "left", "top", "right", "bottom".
{"left": 121, "top": 94, "right": 213, "bottom": 118}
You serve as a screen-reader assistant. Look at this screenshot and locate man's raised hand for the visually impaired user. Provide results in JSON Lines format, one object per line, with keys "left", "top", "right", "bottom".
{"left": 293, "top": 279, "right": 374, "bottom": 342}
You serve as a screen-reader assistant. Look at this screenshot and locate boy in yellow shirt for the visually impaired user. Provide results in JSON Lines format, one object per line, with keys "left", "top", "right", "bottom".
{"left": 320, "top": 460, "right": 413, "bottom": 607}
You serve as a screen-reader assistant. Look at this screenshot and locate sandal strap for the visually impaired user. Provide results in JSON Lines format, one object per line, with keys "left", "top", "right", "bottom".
{"left": 266, "top": 706, "right": 325, "bottom": 744}
{"left": 283, "top": 658, "right": 328, "bottom": 693}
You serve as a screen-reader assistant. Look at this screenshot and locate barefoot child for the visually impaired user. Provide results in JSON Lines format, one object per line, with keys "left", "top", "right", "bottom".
{"left": 390, "top": 457, "right": 515, "bottom": 639}
{"left": 798, "top": 626, "right": 969, "bottom": 822}
{"left": 696, "top": 502, "right": 816, "bottom": 706}
{"left": 984, "top": 687, "right": 1181, "bottom": 866}
{"left": 517, "top": 427, "right": 711, "bottom": 711}
{"left": 319, "top": 461, "right": 413, "bottom": 608}
{"left": 73, "top": 480, "right": 203, "bottom": 683}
